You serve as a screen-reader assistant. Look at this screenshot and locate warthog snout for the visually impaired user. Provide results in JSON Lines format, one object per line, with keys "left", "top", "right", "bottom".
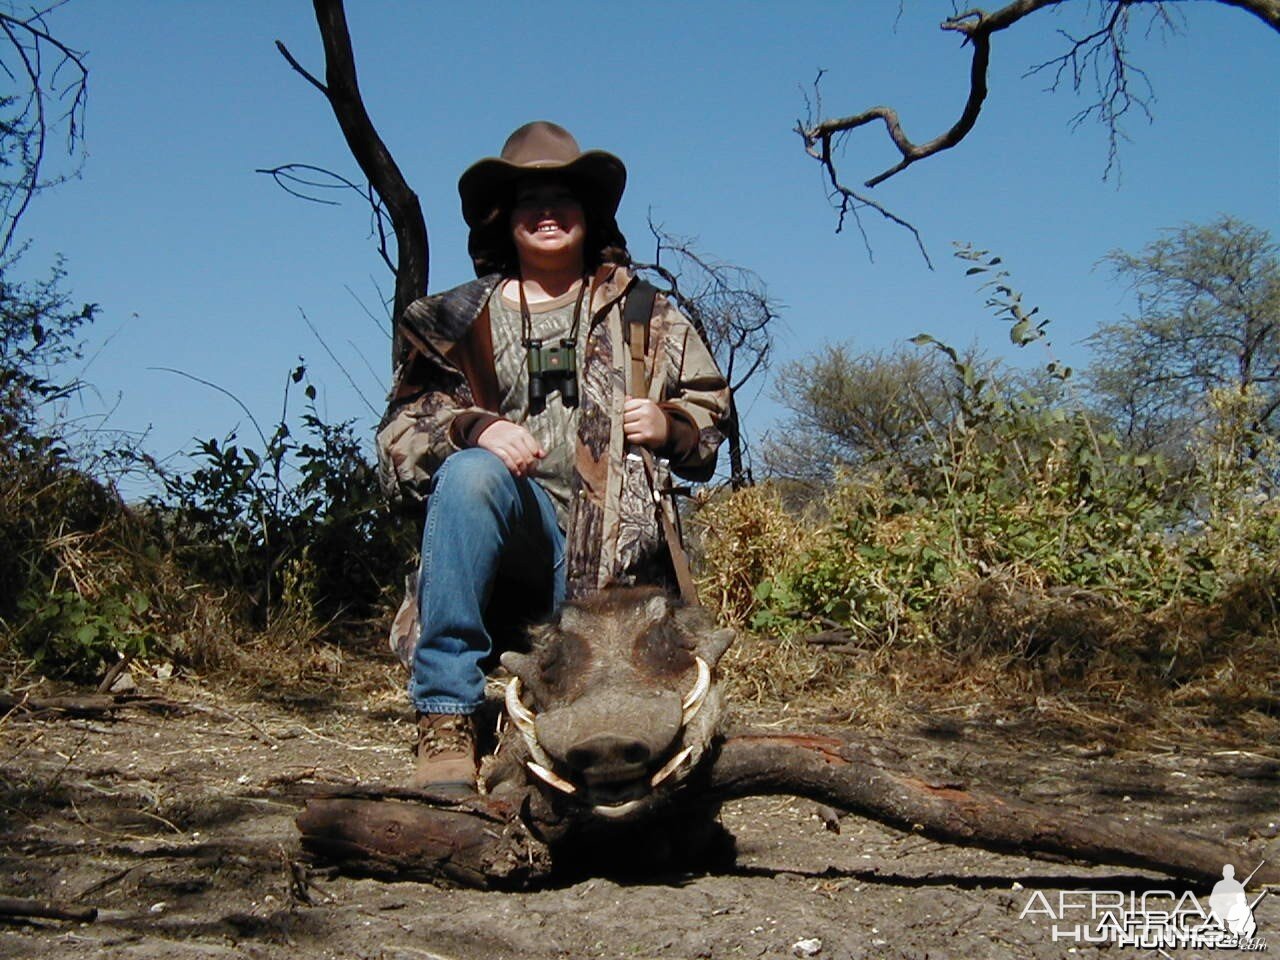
{"left": 567, "top": 736, "right": 650, "bottom": 781}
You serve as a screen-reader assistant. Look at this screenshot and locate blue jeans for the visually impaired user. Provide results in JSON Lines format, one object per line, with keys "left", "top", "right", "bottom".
{"left": 410, "top": 448, "right": 566, "bottom": 715}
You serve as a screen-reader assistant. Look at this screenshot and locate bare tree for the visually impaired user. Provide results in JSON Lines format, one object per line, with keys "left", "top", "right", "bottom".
{"left": 274, "top": 0, "right": 428, "bottom": 361}
{"left": 0, "top": 3, "right": 89, "bottom": 260}
{"left": 798, "top": 0, "right": 1280, "bottom": 257}
{"left": 637, "top": 222, "right": 777, "bottom": 489}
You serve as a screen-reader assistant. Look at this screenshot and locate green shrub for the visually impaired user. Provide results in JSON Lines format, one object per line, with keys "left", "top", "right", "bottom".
{"left": 719, "top": 248, "right": 1279, "bottom": 656}
{"left": 146, "top": 364, "right": 414, "bottom": 627}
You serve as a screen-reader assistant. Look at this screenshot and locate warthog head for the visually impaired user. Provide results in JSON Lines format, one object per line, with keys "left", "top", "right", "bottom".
{"left": 489, "top": 586, "right": 735, "bottom": 823}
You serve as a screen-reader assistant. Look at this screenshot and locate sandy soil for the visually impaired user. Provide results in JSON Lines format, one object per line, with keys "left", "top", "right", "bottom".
{"left": 1, "top": 672, "right": 1277, "bottom": 960}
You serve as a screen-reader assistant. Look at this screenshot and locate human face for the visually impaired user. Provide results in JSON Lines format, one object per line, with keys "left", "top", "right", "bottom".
{"left": 509, "top": 179, "right": 587, "bottom": 275}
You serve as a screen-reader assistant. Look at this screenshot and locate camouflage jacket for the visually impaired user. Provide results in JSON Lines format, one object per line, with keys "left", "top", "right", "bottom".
{"left": 376, "top": 264, "right": 729, "bottom": 598}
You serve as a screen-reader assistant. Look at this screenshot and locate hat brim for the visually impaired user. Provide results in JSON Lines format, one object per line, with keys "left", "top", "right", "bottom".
{"left": 458, "top": 150, "right": 626, "bottom": 228}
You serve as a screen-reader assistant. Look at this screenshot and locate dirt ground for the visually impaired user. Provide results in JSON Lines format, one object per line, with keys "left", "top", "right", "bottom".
{"left": 2, "top": 665, "right": 1277, "bottom": 960}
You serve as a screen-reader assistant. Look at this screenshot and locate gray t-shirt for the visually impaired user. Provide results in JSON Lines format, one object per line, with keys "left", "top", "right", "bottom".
{"left": 487, "top": 283, "right": 589, "bottom": 527}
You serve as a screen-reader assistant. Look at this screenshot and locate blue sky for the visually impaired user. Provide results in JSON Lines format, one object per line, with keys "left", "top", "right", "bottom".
{"left": 15, "top": 1, "right": 1279, "bottom": 493}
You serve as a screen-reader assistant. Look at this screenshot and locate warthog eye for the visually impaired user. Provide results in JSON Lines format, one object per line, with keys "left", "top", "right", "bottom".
{"left": 632, "top": 618, "right": 696, "bottom": 681}
{"left": 536, "top": 630, "right": 592, "bottom": 700}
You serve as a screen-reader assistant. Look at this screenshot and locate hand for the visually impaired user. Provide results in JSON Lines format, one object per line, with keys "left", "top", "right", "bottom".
{"left": 623, "top": 397, "right": 669, "bottom": 449}
{"left": 476, "top": 420, "right": 546, "bottom": 477}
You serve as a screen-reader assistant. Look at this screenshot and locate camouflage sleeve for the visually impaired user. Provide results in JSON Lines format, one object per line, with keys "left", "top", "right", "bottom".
{"left": 374, "top": 352, "right": 487, "bottom": 508}
{"left": 653, "top": 296, "right": 730, "bottom": 482}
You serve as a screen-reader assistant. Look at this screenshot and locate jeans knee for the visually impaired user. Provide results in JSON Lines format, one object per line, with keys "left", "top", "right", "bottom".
{"left": 432, "top": 447, "right": 513, "bottom": 509}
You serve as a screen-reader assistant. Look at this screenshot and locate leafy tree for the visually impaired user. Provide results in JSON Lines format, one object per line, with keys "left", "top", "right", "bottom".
{"left": 1086, "top": 217, "right": 1280, "bottom": 459}
{"left": 762, "top": 335, "right": 1072, "bottom": 487}
{"left": 764, "top": 343, "right": 963, "bottom": 483}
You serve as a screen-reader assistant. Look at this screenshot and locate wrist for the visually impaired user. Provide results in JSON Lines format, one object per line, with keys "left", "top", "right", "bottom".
{"left": 470, "top": 415, "right": 508, "bottom": 447}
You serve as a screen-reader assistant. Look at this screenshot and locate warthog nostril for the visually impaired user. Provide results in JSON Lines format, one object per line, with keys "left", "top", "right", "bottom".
{"left": 565, "top": 735, "right": 652, "bottom": 775}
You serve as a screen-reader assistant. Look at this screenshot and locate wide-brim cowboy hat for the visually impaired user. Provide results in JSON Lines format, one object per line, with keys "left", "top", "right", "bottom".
{"left": 458, "top": 121, "right": 627, "bottom": 228}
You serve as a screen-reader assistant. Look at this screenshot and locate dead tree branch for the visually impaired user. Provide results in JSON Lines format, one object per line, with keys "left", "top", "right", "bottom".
{"left": 799, "top": 0, "right": 1280, "bottom": 254}
{"left": 0, "top": 895, "right": 97, "bottom": 923}
{"left": 0, "top": 6, "right": 89, "bottom": 259}
{"left": 274, "top": 0, "right": 428, "bottom": 344}
{"left": 798, "top": 71, "right": 934, "bottom": 267}
{"left": 636, "top": 220, "right": 778, "bottom": 487}
{"left": 707, "top": 733, "right": 1265, "bottom": 885}
{"left": 295, "top": 728, "right": 1276, "bottom": 887}
{"left": 257, "top": 163, "right": 396, "bottom": 275}
{"left": 1025, "top": 1, "right": 1167, "bottom": 177}
{"left": 802, "top": 1, "right": 1067, "bottom": 191}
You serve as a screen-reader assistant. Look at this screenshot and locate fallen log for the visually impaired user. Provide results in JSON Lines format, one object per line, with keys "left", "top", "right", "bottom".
{"left": 296, "top": 795, "right": 551, "bottom": 888}
{"left": 706, "top": 733, "right": 1271, "bottom": 886}
{"left": 0, "top": 895, "right": 97, "bottom": 923}
{"left": 296, "top": 729, "right": 1275, "bottom": 888}
{"left": 0, "top": 692, "right": 184, "bottom": 719}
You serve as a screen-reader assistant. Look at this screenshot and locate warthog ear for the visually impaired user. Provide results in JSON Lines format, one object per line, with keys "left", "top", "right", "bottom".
{"left": 560, "top": 590, "right": 669, "bottom": 636}
{"left": 639, "top": 591, "right": 670, "bottom": 626}
{"left": 671, "top": 604, "right": 736, "bottom": 666}
{"left": 696, "top": 628, "right": 736, "bottom": 667}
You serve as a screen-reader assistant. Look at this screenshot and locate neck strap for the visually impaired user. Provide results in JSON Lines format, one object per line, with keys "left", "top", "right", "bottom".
{"left": 519, "top": 276, "right": 589, "bottom": 347}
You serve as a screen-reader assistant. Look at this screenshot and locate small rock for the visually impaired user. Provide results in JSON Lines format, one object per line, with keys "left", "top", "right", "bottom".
{"left": 793, "top": 937, "right": 822, "bottom": 957}
{"left": 814, "top": 804, "right": 841, "bottom": 834}
{"left": 109, "top": 671, "right": 136, "bottom": 693}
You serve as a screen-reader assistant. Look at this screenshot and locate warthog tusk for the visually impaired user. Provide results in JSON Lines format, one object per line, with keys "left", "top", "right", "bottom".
{"left": 504, "top": 676, "right": 537, "bottom": 727}
{"left": 505, "top": 677, "right": 560, "bottom": 774}
{"left": 526, "top": 761, "right": 577, "bottom": 795}
{"left": 650, "top": 744, "right": 695, "bottom": 788}
{"left": 592, "top": 799, "right": 644, "bottom": 819}
{"left": 681, "top": 656, "right": 711, "bottom": 726}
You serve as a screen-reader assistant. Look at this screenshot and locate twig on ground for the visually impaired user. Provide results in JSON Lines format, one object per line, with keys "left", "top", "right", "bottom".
{"left": 96, "top": 652, "right": 136, "bottom": 694}
{"left": 75, "top": 864, "right": 142, "bottom": 900}
{"left": 282, "top": 843, "right": 333, "bottom": 905}
{"left": 184, "top": 701, "right": 278, "bottom": 745}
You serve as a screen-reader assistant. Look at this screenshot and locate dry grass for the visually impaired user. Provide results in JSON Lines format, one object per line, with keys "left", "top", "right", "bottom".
{"left": 692, "top": 485, "right": 809, "bottom": 627}
{"left": 691, "top": 475, "right": 1279, "bottom": 747}
{"left": 722, "top": 567, "right": 1280, "bottom": 747}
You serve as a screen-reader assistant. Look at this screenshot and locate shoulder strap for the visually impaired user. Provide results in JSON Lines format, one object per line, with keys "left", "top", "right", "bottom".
{"left": 623, "top": 279, "right": 657, "bottom": 397}
{"left": 623, "top": 280, "right": 700, "bottom": 605}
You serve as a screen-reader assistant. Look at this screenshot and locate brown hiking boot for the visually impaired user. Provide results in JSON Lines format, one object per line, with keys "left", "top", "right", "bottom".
{"left": 410, "top": 712, "right": 479, "bottom": 795}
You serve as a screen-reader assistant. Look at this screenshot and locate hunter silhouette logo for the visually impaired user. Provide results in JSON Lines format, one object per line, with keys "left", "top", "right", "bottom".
{"left": 1210, "top": 863, "right": 1261, "bottom": 940}
{"left": 1019, "top": 860, "right": 1269, "bottom": 951}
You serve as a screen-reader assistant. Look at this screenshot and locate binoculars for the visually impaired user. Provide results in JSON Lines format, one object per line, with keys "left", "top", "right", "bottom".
{"left": 526, "top": 338, "right": 578, "bottom": 412}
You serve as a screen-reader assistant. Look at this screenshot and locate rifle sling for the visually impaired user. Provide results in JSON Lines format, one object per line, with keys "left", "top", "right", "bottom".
{"left": 623, "top": 282, "right": 699, "bottom": 605}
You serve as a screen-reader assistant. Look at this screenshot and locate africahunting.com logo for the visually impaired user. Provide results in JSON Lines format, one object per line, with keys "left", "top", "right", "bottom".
{"left": 1019, "top": 861, "right": 1269, "bottom": 952}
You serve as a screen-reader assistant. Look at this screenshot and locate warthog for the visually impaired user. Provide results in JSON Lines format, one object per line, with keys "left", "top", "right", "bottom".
{"left": 480, "top": 586, "right": 737, "bottom": 872}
